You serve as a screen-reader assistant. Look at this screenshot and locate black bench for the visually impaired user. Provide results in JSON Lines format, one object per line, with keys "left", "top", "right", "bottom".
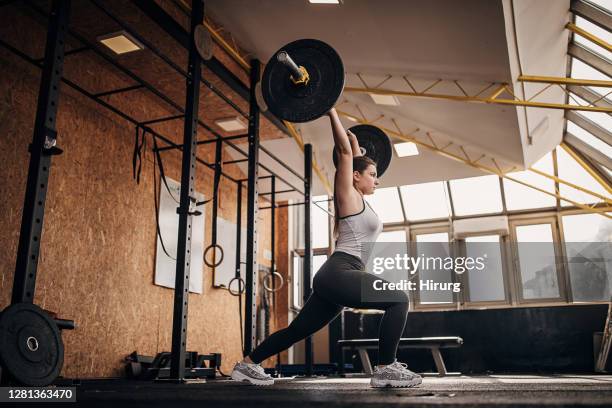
{"left": 337, "top": 336, "right": 463, "bottom": 376}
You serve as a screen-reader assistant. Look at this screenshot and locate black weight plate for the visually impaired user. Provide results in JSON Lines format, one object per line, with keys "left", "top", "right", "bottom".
{"left": 0, "top": 303, "right": 64, "bottom": 386}
{"left": 262, "top": 39, "right": 345, "bottom": 123}
{"left": 332, "top": 124, "right": 393, "bottom": 177}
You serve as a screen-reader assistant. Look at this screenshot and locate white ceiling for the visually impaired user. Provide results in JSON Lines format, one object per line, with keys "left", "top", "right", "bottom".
{"left": 207, "top": 0, "right": 570, "bottom": 195}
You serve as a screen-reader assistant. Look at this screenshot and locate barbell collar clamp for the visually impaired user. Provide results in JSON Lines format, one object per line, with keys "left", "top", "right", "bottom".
{"left": 277, "top": 51, "right": 309, "bottom": 85}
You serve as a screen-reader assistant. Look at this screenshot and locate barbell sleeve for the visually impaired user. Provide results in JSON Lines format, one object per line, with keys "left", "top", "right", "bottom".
{"left": 277, "top": 51, "right": 306, "bottom": 82}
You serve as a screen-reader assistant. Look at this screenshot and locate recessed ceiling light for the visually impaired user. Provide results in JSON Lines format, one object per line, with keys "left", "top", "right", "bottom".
{"left": 369, "top": 93, "right": 399, "bottom": 106}
{"left": 98, "top": 31, "right": 144, "bottom": 55}
{"left": 394, "top": 142, "right": 419, "bottom": 157}
{"left": 215, "top": 117, "right": 247, "bottom": 132}
{"left": 309, "top": 0, "right": 341, "bottom": 4}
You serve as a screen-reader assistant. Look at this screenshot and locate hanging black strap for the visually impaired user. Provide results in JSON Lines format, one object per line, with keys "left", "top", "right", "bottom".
{"left": 150, "top": 132, "right": 176, "bottom": 260}
{"left": 132, "top": 125, "right": 147, "bottom": 184}
{"left": 210, "top": 139, "right": 222, "bottom": 245}
{"left": 149, "top": 129, "right": 179, "bottom": 204}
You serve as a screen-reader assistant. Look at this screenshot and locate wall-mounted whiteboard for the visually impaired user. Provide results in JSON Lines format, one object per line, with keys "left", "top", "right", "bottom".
{"left": 154, "top": 177, "right": 205, "bottom": 294}
{"left": 213, "top": 217, "right": 247, "bottom": 290}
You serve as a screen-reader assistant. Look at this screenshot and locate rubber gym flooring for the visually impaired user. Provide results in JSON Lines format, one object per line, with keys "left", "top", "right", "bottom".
{"left": 52, "top": 374, "right": 612, "bottom": 407}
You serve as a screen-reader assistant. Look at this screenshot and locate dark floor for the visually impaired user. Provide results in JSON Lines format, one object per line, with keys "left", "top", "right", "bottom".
{"left": 45, "top": 374, "right": 612, "bottom": 407}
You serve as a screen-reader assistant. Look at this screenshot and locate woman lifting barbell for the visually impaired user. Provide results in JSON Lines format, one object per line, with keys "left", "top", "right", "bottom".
{"left": 230, "top": 108, "right": 422, "bottom": 388}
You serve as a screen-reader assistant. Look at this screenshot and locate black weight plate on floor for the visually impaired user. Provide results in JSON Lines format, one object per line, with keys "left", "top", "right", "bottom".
{"left": 262, "top": 39, "right": 345, "bottom": 123}
{"left": 332, "top": 124, "right": 393, "bottom": 176}
{"left": 0, "top": 303, "right": 64, "bottom": 386}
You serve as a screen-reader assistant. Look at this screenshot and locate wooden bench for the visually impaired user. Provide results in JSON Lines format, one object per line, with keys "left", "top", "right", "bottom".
{"left": 337, "top": 336, "right": 463, "bottom": 376}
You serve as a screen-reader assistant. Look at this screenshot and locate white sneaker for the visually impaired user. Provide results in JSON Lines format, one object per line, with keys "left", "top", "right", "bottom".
{"left": 370, "top": 359, "right": 422, "bottom": 388}
{"left": 230, "top": 361, "right": 274, "bottom": 386}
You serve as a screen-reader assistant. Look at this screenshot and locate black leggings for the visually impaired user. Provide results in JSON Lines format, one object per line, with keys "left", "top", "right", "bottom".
{"left": 248, "top": 251, "right": 409, "bottom": 365}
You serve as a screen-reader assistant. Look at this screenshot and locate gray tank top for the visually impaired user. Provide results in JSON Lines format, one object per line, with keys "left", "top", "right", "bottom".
{"left": 333, "top": 196, "right": 383, "bottom": 262}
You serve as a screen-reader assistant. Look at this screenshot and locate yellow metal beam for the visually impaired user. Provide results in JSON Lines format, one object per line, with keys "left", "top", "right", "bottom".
{"left": 518, "top": 75, "right": 612, "bottom": 87}
{"left": 203, "top": 21, "right": 250, "bottom": 71}
{"left": 527, "top": 167, "right": 612, "bottom": 202}
{"left": 344, "top": 86, "right": 612, "bottom": 113}
{"left": 560, "top": 142, "right": 612, "bottom": 195}
{"left": 566, "top": 22, "right": 612, "bottom": 53}
{"left": 335, "top": 108, "right": 612, "bottom": 218}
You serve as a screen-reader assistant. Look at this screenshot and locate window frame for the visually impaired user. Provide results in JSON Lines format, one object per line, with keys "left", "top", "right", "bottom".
{"left": 458, "top": 234, "right": 513, "bottom": 308}
{"left": 508, "top": 216, "right": 569, "bottom": 305}
{"left": 408, "top": 223, "right": 460, "bottom": 311}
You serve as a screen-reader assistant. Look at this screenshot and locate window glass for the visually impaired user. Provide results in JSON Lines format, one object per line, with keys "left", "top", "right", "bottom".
{"left": 557, "top": 147, "right": 610, "bottom": 207}
{"left": 570, "top": 59, "right": 611, "bottom": 97}
{"left": 415, "top": 232, "right": 454, "bottom": 304}
{"left": 312, "top": 195, "right": 329, "bottom": 248}
{"left": 574, "top": 16, "right": 612, "bottom": 61}
{"left": 566, "top": 120, "right": 612, "bottom": 160}
{"left": 364, "top": 187, "right": 404, "bottom": 223}
{"left": 503, "top": 153, "right": 556, "bottom": 210}
{"left": 377, "top": 230, "right": 407, "bottom": 242}
{"left": 465, "top": 235, "right": 506, "bottom": 302}
{"left": 562, "top": 213, "right": 612, "bottom": 302}
{"left": 400, "top": 181, "right": 452, "bottom": 221}
{"left": 450, "top": 175, "right": 503, "bottom": 216}
{"left": 567, "top": 94, "right": 612, "bottom": 138}
{"left": 515, "top": 224, "right": 560, "bottom": 300}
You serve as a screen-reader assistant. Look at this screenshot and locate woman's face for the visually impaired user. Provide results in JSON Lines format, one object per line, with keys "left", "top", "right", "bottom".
{"left": 353, "top": 164, "right": 379, "bottom": 195}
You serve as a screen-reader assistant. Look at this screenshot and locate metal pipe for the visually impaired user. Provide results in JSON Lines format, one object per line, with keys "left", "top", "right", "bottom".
{"left": 93, "top": 84, "right": 145, "bottom": 98}
{"left": 88, "top": 0, "right": 248, "bottom": 119}
{"left": 277, "top": 51, "right": 306, "bottom": 82}
{"left": 153, "top": 134, "right": 248, "bottom": 152}
{"left": 244, "top": 59, "right": 261, "bottom": 356}
{"left": 304, "top": 143, "right": 313, "bottom": 376}
{"left": 259, "top": 144, "right": 306, "bottom": 181}
{"left": 12, "top": 0, "right": 71, "bottom": 306}
{"left": 0, "top": 39, "right": 240, "bottom": 185}
{"left": 169, "top": 0, "right": 204, "bottom": 382}
{"left": 139, "top": 114, "right": 185, "bottom": 126}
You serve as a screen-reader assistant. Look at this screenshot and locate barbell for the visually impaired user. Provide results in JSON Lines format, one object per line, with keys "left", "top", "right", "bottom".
{"left": 261, "top": 39, "right": 345, "bottom": 123}
{"left": 261, "top": 39, "right": 393, "bottom": 175}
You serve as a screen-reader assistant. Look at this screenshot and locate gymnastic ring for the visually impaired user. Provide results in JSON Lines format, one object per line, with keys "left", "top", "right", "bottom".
{"left": 263, "top": 271, "right": 284, "bottom": 293}
{"left": 228, "top": 277, "right": 245, "bottom": 296}
{"left": 204, "top": 244, "right": 224, "bottom": 267}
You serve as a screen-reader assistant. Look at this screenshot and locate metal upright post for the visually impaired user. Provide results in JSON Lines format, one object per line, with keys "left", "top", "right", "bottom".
{"left": 168, "top": 0, "right": 204, "bottom": 382}
{"left": 12, "top": 0, "right": 71, "bottom": 305}
{"left": 304, "top": 144, "right": 313, "bottom": 376}
{"left": 236, "top": 182, "right": 243, "bottom": 292}
{"left": 270, "top": 176, "right": 276, "bottom": 304}
{"left": 244, "top": 59, "right": 261, "bottom": 355}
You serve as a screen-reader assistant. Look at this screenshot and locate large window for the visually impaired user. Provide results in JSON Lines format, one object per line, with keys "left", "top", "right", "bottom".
{"left": 312, "top": 195, "right": 330, "bottom": 248}
{"left": 514, "top": 223, "right": 561, "bottom": 301}
{"left": 503, "top": 153, "right": 556, "bottom": 211}
{"left": 364, "top": 187, "right": 404, "bottom": 223}
{"left": 465, "top": 235, "right": 506, "bottom": 302}
{"left": 562, "top": 213, "right": 612, "bottom": 302}
{"left": 399, "top": 181, "right": 451, "bottom": 221}
{"left": 570, "top": 59, "right": 610, "bottom": 97}
{"left": 449, "top": 175, "right": 503, "bottom": 216}
{"left": 292, "top": 252, "right": 328, "bottom": 309}
{"left": 573, "top": 16, "right": 612, "bottom": 61}
{"left": 557, "top": 147, "right": 609, "bottom": 207}
{"left": 414, "top": 231, "right": 454, "bottom": 305}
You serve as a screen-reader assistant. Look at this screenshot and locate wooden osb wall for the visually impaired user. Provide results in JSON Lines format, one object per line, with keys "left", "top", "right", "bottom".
{"left": 0, "top": 0, "right": 292, "bottom": 377}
